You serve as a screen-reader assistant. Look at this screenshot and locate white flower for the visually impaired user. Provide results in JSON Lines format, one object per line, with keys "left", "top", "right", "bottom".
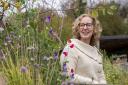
{"left": 26, "top": 24, "right": 30, "bottom": 28}
{"left": 27, "top": 46, "right": 35, "bottom": 50}
{"left": 0, "top": 27, "right": 4, "bottom": 32}
{"left": 43, "top": 56, "right": 50, "bottom": 61}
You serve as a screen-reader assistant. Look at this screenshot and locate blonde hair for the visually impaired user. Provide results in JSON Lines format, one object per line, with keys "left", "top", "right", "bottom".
{"left": 72, "top": 14, "right": 102, "bottom": 46}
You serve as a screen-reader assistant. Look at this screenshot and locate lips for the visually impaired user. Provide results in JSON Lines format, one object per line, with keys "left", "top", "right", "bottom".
{"left": 81, "top": 30, "right": 89, "bottom": 35}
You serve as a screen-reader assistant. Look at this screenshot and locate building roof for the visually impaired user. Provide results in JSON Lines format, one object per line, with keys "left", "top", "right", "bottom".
{"left": 100, "top": 35, "right": 128, "bottom": 54}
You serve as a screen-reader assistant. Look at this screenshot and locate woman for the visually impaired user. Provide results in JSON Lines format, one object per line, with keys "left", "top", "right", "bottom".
{"left": 60, "top": 14, "right": 107, "bottom": 84}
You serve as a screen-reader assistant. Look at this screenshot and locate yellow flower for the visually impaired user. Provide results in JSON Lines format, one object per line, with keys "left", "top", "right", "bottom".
{"left": 3, "top": 2, "right": 9, "bottom": 10}
{"left": 15, "top": 2, "right": 21, "bottom": 9}
{"left": 0, "top": 13, "right": 2, "bottom": 16}
{"left": 0, "top": 1, "right": 3, "bottom": 6}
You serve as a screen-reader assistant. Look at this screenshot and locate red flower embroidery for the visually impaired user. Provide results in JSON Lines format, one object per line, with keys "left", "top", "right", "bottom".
{"left": 70, "top": 68, "right": 74, "bottom": 79}
{"left": 63, "top": 52, "right": 68, "bottom": 57}
{"left": 70, "top": 44, "right": 74, "bottom": 48}
{"left": 71, "top": 68, "right": 74, "bottom": 73}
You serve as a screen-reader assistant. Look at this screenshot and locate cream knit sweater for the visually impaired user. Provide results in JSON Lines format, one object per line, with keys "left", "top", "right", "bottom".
{"left": 60, "top": 39, "right": 107, "bottom": 84}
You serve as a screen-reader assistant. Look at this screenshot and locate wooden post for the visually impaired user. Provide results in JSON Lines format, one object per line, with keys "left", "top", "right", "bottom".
{"left": 96, "top": 20, "right": 102, "bottom": 49}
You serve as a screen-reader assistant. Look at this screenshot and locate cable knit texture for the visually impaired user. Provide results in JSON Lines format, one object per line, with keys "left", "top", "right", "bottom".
{"left": 60, "top": 39, "right": 107, "bottom": 84}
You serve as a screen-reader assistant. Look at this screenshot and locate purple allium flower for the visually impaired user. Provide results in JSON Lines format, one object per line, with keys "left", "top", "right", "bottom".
{"left": 45, "top": 16, "right": 51, "bottom": 23}
{"left": 49, "top": 27, "right": 53, "bottom": 34}
{"left": 20, "top": 66, "right": 27, "bottom": 73}
{"left": 54, "top": 51, "right": 58, "bottom": 60}
{"left": 10, "top": 31, "right": 15, "bottom": 35}
{"left": 5, "top": 36, "right": 11, "bottom": 43}
{"left": 34, "top": 64, "right": 40, "bottom": 68}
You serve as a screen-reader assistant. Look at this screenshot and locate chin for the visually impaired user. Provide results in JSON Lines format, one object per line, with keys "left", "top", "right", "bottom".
{"left": 80, "top": 34, "right": 92, "bottom": 40}
{"left": 81, "top": 36, "right": 90, "bottom": 40}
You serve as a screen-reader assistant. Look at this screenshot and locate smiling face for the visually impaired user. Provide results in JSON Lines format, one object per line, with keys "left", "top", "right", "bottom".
{"left": 79, "top": 16, "right": 94, "bottom": 42}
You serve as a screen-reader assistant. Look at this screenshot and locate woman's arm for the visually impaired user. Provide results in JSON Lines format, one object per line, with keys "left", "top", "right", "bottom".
{"left": 98, "top": 56, "right": 107, "bottom": 84}
{"left": 98, "top": 67, "right": 107, "bottom": 84}
{"left": 96, "top": 48, "right": 107, "bottom": 84}
{"left": 60, "top": 45, "right": 99, "bottom": 84}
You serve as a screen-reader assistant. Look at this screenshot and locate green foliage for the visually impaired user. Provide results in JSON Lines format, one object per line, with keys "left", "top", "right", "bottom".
{"left": 100, "top": 51, "right": 128, "bottom": 85}
{"left": 0, "top": 9, "right": 63, "bottom": 85}
{"left": 98, "top": 14, "right": 128, "bottom": 35}
{"left": 95, "top": 3, "right": 128, "bottom": 35}
{"left": 103, "top": 56, "right": 128, "bottom": 85}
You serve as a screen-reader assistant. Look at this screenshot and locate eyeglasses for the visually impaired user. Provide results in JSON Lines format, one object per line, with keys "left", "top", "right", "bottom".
{"left": 79, "top": 23, "right": 93, "bottom": 28}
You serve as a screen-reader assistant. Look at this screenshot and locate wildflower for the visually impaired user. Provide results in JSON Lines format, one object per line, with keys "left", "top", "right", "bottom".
{"left": 0, "top": 27, "right": 4, "bottom": 32}
{"left": 3, "top": 42, "right": 7, "bottom": 46}
{"left": 45, "top": 16, "right": 51, "bottom": 23}
{"left": 20, "top": 66, "right": 27, "bottom": 73}
{"left": 43, "top": 56, "right": 50, "bottom": 61}
{"left": 19, "top": 35, "right": 21, "bottom": 38}
{"left": 27, "top": 46, "right": 36, "bottom": 50}
{"left": 34, "top": 64, "right": 40, "bottom": 68}
{"left": 15, "top": 2, "right": 21, "bottom": 9}
{"left": 30, "top": 57, "right": 35, "bottom": 62}
{"left": 54, "top": 51, "right": 58, "bottom": 60}
{"left": 49, "top": 27, "right": 53, "bottom": 34}
{"left": 10, "top": 31, "right": 15, "bottom": 35}
{"left": 49, "top": 56, "right": 53, "bottom": 60}
{"left": 63, "top": 51, "right": 68, "bottom": 57}
{"left": 26, "top": 24, "right": 30, "bottom": 28}
{"left": 5, "top": 36, "right": 11, "bottom": 43}
{"left": 46, "top": 26, "right": 49, "bottom": 30}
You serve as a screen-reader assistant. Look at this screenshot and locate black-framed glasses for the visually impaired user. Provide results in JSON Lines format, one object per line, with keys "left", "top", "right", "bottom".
{"left": 79, "top": 23, "right": 93, "bottom": 28}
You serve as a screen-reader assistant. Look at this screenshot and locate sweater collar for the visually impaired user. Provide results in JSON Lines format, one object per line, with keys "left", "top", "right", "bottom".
{"left": 71, "top": 38, "right": 96, "bottom": 58}
{"left": 71, "top": 38, "right": 95, "bottom": 50}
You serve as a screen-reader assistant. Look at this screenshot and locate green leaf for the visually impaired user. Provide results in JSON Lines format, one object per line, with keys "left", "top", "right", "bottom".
{"left": 45, "top": 27, "right": 49, "bottom": 30}
{"left": 91, "top": 10, "right": 98, "bottom": 17}
{"left": 107, "top": 9, "right": 113, "bottom": 15}
{"left": 110, "top": 5, "right": 117, "bottom": 10}
{"left": 102, "top": 8, "right": 106, "bottom": 15}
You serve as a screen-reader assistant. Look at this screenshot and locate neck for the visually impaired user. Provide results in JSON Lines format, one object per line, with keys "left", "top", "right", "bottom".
{"left": 80, "top": 38, "right": 90, "bottom": 45}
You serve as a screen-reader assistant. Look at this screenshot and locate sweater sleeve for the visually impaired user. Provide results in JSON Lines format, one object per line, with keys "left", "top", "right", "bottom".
{"left": 96, "top": 48, "right": 107, "bottom": 84}
{"left": 60, "top": 44, "right": 95, "bottom": 84}
{"left": 98, "top": 64, "right": 107, "bottom": 84}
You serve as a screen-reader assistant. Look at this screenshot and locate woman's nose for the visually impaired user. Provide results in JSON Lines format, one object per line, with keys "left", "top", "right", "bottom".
{"left": 83, "top": 25, "right": 87, "bottom": 29}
